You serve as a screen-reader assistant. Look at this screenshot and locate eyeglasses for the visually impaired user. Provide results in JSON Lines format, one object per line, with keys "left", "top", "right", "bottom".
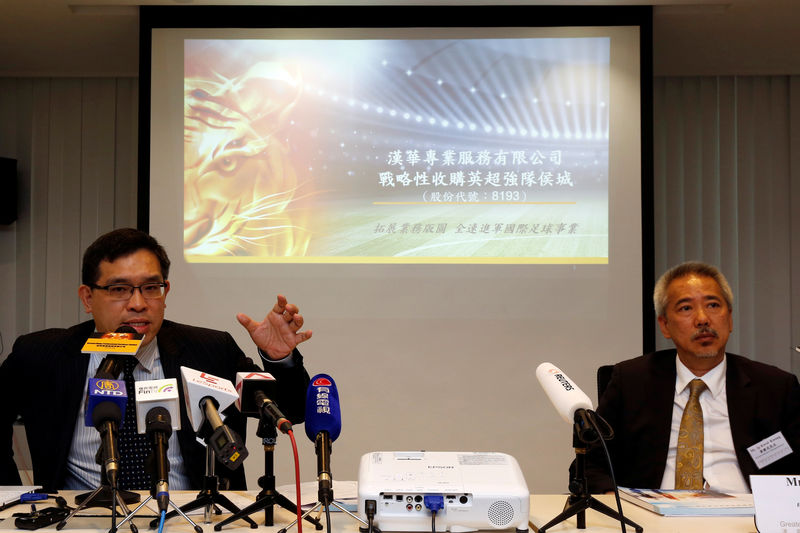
{"left": 90, "top": 282, "right": 167, "bottom": 300}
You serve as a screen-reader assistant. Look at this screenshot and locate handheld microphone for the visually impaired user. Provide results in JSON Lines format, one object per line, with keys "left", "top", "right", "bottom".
{"left": 134, "top": 378, "right": 181, "bottom": 434}
{"left": 180, "top": 367, "right": 248, "bottom": 470}
{"left": 235, "top": 372, "right": 292, "bottom": 434}
{"left": 94, "top": 325, "right": 138, "bottom": 379}
{"left": 145, "top": 406, "right": 172, "bottom": 513}
{"left": 536, "top": 362, "right": 599, "bottom": 443}
{"left": 305, "top": 374, "right": 342, "bottom": 505}
{"left": 91, "top": 401, "right": 123, "bottom": 488}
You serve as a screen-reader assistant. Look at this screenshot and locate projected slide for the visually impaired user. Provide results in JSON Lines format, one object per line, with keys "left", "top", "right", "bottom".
{"left": 183, "top": 37, "right": 609, "bottom": 263}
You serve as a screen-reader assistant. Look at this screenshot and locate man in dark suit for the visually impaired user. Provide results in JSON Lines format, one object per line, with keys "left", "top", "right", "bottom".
{"left": 584, "top": 261, "right": 800, "bottom": 493}
{"left": 0, "top": 228, "right": 312, "bottom": 491}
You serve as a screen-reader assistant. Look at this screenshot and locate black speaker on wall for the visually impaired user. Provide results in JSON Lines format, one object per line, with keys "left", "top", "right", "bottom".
{"left": 0, "top": 157, "right": 17, "bottom": 225}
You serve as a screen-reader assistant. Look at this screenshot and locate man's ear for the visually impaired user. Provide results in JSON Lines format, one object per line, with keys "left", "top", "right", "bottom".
{"left": 657, "top": 314, "right": 671, "bottom": 339}
{"left": 78, "top": 285, "right": 93, "bottom": 314}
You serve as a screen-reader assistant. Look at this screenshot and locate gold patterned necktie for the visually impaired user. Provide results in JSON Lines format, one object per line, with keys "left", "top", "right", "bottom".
{"left": 675, "top": 378, "right": 707, "bottom": 490}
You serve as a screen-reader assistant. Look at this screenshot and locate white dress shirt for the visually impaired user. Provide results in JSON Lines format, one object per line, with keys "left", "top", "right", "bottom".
{"left": 659, "top": 354, "right": 749, "bottom": 493}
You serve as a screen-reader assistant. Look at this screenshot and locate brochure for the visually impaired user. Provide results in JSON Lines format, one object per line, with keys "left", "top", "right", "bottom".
{"left": 618, "top": 487, "right": 754, "bottom": 516}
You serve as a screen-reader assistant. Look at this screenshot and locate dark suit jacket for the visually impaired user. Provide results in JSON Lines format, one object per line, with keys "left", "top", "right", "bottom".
{"left": 0, "top": 319, "right": 310, "bottom": 491}
{"left": 582, "top": 350, "right": 800, "bottom": 493}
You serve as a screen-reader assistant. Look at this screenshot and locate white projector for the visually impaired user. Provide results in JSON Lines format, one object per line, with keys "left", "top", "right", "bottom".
{"left": 357, "top": 451, "right": 530, "bottom": 532}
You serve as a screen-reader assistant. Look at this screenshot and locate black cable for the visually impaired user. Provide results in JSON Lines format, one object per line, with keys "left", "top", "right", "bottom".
{"left": 431, "top": 510, "right": 436, "bottom": 533}
{"left": 365, "top": 499, "right": 377, "bottom": 533}
{"left": 589, "top": 414, "right": 627, "bottom": 533}
{"left": 325, "top": 502, "right": 332, "bottom": 533}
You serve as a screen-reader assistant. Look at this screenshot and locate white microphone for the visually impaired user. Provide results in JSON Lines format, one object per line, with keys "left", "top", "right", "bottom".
{"left": 134, "top": 378, "right": 181, "bottom": 434}
{"left": 536, "top": 362, "right": 593, "bottom": 424}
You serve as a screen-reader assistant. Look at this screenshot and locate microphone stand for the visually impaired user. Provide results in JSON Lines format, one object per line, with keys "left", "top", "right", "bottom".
{"left": 276, "top": 479, "right": 369, "bottom": 533}
{"left": 148, "top": 444, "right": 258, "bottom": 528}
{"left": 214, "top": 419, "right": 323, "bottom": 531}
{"left": 56, "top": 450, "right": 140, "bottom": 531}
{"left": 537, "top": 411, "right": 642, "bottom": 533}
{"left": 278, "top": 433, "right": 368, "bottom": 533}
{"left": 116, "top": 414, "right": 203, "bottom": 533}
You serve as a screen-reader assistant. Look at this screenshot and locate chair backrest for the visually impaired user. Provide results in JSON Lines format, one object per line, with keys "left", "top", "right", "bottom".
{"left": 596, "top": 364, "right": 615, "bottom": 399}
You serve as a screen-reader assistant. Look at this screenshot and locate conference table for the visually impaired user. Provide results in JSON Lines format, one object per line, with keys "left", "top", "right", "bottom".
{"left": 0, "top": 492, "right": 757, "bottom": 533}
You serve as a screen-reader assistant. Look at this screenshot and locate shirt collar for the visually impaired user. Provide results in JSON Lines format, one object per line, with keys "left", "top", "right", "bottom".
{"left": 133, "top": 337, "right": 159, "bottom": 375}
{"left": 675, "top": 352, "right": 726, "bottom": 399}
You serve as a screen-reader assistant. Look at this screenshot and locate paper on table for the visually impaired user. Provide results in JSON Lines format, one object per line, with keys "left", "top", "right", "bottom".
{"left": 0, "top": 486, "right": 42, "bottom": 506}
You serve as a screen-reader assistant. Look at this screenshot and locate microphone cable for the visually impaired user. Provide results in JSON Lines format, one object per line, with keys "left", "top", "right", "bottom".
{"left": 157, "top": 509, "right": 166, "bottom": 533}
{"left": 587, "top": 412, "right": 628, "bottom": 533}
{"left": 287, "top": 428, "right": 303, "bottom": 533}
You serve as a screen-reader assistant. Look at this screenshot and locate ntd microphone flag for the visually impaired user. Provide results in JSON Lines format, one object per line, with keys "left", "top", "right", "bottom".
{"left": 84, "top": 378, "right": 127, "bottom": 427}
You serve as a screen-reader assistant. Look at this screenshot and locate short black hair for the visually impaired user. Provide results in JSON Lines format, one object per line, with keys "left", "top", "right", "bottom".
{"left": 82, "top": 228, "right": 171, "bottom": 286}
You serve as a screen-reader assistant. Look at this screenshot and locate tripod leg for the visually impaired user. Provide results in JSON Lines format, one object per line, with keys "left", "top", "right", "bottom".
{"left": 330, "top": 500, "right": 369, "bottom": 527}
{"left": 586, "top": 496, "right": 643, "bottom": 533}
{"left": 277, "top": 502, "right": 323, "bottom": 533}
{"left": 537, "top": 495, "right": 591, "bottom": 532}
{"left": 209, "top": 493, "right": 258, "bottom": 528}
{"left": 273, "top": 492, "right": 324, "bottom": 529}
{"left": 167, "top": 498, "right": 204, "bottom": 533}
{"left": 56, "top": 485, "right": 104, "bottom": 530}
{"left": 149, "top": 495, "right": 210, "bottom": 528}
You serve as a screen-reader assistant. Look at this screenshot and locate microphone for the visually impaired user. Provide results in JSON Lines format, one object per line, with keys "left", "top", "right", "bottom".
{"left": 91, "top": 400, "right": 123, "bottom": 488}
{"left": 134, "top": 378, "right": 181, "bottom": 434}
{"left": 145, "top": 406, "right": 172, "bottom": 513}
{"left": 305, "top": 374, "right": 342, "bottom": 505}
{"left": 94, "top": 325, "right": 138, "bottom": 379}
{"left": 180, "top": 366, "right": 248, "bottom": 469}
{"left": 536, "top": 362, "right": 598, "bottom": 443}
{"left": 235, "top": 372, "right": 292, "bottom": 434}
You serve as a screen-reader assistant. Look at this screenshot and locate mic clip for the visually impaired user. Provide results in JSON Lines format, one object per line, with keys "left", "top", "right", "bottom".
{"left": 572, "top": 409, "right": 614, "bottom": 445}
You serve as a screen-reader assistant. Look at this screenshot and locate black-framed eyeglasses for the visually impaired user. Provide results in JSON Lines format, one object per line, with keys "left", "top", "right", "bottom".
{"left": 90, "top": 282, "right": 167, "bottom": 300}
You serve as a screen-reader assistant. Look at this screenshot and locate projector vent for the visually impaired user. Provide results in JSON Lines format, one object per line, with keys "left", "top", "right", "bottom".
{"left": 487, "top": 500, "right": 515, "bottom": 526}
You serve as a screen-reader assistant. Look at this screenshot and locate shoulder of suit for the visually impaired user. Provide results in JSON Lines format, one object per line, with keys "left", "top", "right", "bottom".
{"left": 13, "top": 319, "right": 94, "bottom": 347}
{"left": 726, "top": 352, "right": 796, "bottom": 382}
{"left": 159, "top": 319, "right": 232, "bottom": 341}
{"left": 613, "top": 349, "right": 675, "bottom": 371}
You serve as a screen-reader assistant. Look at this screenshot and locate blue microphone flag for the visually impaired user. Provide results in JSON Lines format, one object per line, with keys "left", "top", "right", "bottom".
{"left": 305, "top": 373, "right": 341, "bottom": 442}
{"left": 84, "top": 378, "right": 127, "bottom": 427}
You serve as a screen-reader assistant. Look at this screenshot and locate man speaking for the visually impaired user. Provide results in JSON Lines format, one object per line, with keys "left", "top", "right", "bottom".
{"left": 0, "top": 228, "right": 312, "bottom": 491}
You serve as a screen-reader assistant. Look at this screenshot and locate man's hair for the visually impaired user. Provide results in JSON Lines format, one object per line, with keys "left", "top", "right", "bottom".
{"left": 653, "top": 261, "right": 733, "bottom": 318}
{"left": 82, "top": 228, "right": 171, "bottom": 286}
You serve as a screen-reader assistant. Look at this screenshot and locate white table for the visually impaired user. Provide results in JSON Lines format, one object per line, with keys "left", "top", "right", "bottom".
{"left": 0, "top": 492, "right": 757, "bottom": 533}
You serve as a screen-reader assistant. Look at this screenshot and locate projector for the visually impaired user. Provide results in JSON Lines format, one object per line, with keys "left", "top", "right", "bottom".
{"left": 357, "top": 451, "right": 530, "bottom": 532}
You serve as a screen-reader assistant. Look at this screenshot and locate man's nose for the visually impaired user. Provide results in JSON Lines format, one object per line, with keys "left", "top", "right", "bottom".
{"left": 695, "top": 308, "right": 709, "bottom": 326}
{"left": 126, "top": 287, "right": 148, "bottom": 310}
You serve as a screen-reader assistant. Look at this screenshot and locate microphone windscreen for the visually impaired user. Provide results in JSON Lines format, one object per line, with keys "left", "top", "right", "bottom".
{"left": 536, "top": 362, "right": 593, "bottom": 424}
{"left": 146, "top": 406, "right": 173, "bottom": 438}
{"left": 115, "top": 325, "right": 137, "bottom": 334}
{"left": 91, "top": 401, "right": 122, "bottom": 429}
{"left": 305, "top": 374, "right": 342, "bottom": 442}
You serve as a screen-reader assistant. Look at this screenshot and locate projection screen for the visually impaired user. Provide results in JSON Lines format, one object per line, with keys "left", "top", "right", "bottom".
{"left": 141, "top": 5, "right": 653, "bottom": 493}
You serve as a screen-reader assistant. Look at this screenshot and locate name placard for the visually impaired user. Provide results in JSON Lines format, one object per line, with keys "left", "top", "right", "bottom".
{"left": 751, "top": 475, "right": 800, "bottom": 533}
